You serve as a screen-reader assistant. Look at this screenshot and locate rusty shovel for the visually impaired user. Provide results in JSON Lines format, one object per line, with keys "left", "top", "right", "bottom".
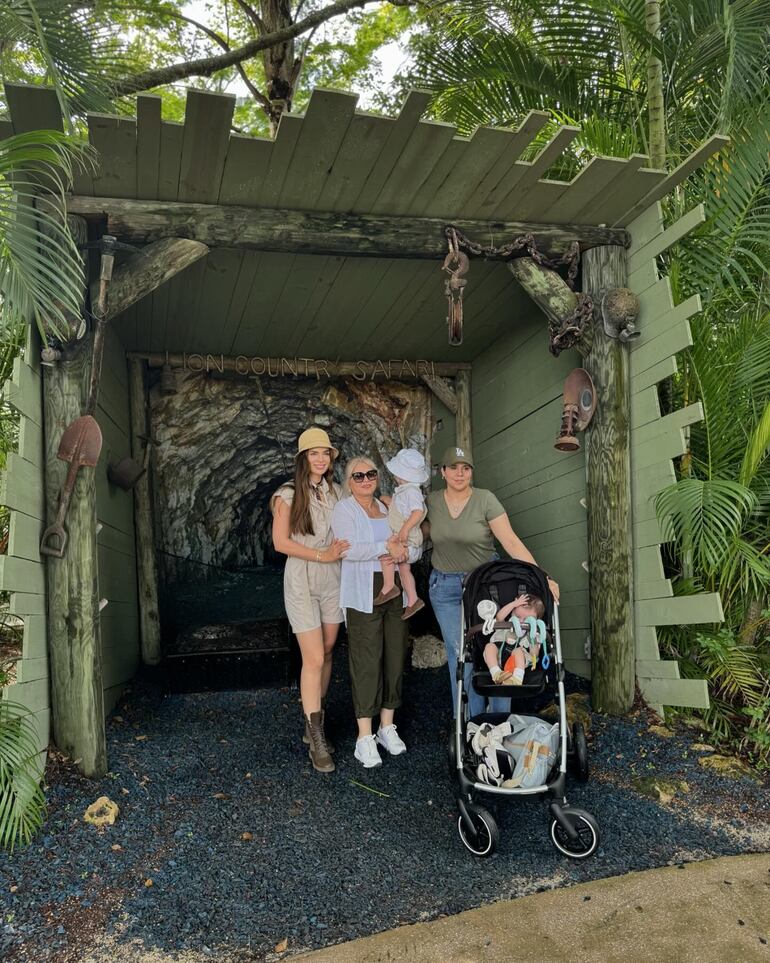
{"left": 40, "top": 415, "right": 103, "bottom": 558}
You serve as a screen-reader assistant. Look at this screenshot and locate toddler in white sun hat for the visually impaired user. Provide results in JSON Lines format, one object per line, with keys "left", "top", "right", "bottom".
{"left": 373, "top": 448, "right": 428, "bottom": 619}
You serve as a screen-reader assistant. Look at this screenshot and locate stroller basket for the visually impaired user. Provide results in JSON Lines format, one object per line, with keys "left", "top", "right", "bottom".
{"left": 450, "top": 559, "right": 599, "bottom": 859}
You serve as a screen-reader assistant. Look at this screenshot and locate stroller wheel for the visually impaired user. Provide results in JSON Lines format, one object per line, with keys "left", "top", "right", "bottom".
{"left": 457, "top": 804, "right": 499, "bottom": 858}
{"left": 549, "top": 807, "right": 599, "bottom": 859}
{"left": 570, "top": 722, "right": 589, "bottom": 783}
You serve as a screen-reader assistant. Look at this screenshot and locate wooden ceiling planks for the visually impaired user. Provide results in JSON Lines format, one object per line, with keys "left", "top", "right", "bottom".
{"left": 251, "top": 112, "right": 304, "bottom": 208}
{"left": 492, "top": 125, "right": 581, "bottom": 221}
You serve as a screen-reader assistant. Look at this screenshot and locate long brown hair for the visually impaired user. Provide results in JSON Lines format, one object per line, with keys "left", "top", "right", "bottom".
{"left": 288, "top": 451, "right": 335, "bottom": 536}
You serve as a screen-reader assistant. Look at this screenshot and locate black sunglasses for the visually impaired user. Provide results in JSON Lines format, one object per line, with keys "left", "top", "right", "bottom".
{"left": 350, "top": 469, "right": 378, "bottom": 482}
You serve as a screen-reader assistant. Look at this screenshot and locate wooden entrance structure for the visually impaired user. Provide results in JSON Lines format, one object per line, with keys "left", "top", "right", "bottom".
{"left": 0, "top": 83, "right": 725, "bottom": 775}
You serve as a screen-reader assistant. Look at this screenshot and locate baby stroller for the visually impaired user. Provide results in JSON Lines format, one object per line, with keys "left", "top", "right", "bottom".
{"left": 449, "top": 559, "right": 599, "bottom": 858}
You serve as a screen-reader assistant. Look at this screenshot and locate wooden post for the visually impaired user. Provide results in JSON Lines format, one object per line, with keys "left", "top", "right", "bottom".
{"left": 583, "top": 246, "right": 635, "bottom": 715}
{"left": 44, "top": 343, "right": 107, "bottom": 777}
{"left": 128, "top": 358, "right": 162, "bottom": 665}
{"left": 455, "top": 370, "right": 472, "bottom": 453}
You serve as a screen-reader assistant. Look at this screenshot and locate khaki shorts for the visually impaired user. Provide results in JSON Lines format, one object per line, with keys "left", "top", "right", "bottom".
{"left": 284, "top": 557, "right": 343, "bottom": 634}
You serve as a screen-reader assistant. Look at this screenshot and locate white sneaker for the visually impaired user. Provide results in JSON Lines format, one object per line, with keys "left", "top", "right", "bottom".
{"left": 376, "top": 724, "right": 407, "bottom": 756}
{"left": 354, "top": 735, "right": 382, "bottom": 768}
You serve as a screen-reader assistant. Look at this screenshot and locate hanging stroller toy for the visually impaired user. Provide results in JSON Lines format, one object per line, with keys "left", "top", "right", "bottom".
{"left": 449, "top": 559, "right": 598, "bottom": 858}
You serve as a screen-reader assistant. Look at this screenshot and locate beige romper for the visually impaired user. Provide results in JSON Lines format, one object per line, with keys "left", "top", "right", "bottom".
{"left": 274, "top": 479, "right": 344, "bottom": 634}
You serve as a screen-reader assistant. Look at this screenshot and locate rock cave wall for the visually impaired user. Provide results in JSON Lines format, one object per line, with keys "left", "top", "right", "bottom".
{"left": 149, "top": 371, "right": 432, "bottom": 605}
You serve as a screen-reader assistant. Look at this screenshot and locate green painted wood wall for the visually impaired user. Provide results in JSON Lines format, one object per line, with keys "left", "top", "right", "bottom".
{"left": 94, "top": 327, "right": 140, "bottom": 716}
{"left": 471, "top": 312, "right": 590, "bottom": 677}
{"left": 1, "top": 327, "right": 51, "bottom": 753}
{"left": 625, "top": 202, "right": 721, "bottom": 712}
{"left": 0, "top": 325, "right": 138, "bottom": 754}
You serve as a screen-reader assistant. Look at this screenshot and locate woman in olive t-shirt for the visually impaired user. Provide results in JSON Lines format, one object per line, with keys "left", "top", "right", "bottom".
{"left": 425, "top": 445, "right": 559, "bottom": 718}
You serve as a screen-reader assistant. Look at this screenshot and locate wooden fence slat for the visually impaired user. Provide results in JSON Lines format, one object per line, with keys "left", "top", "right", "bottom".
{"left": 461, "top": 111, "right": 551, "bottom": 219}
{"left": 637, "top": 593, "right": 724, "bottom": 626}
{"left": 493, "top": 126, "right": 580, "bottom": 220}
{"left": 639, "top": 676, "right": 710, "bottom": 709}
{"left": 158, "top": 121, "right": 184, "bottom": 201}
{"left": 636, "top": 659, "right": 680, "bottom": 679}
{"left": 370, "top": 120, "right": 457, "bottom": 216}
{"left": 543, "top": 156, "right": 630, "bottom": 223}
{"left": 4, "top": 357, "right": 42, "bottom": 426}
{"left": 634, "top": 402, "right": 704, "bottom": 447}
{"left": 136, "top": 95, "right": 162, "bottom": 200}
{"left": 5, "top": 84, "right": 63, "bottom": 134}
{"left": 9, "top": 593, "right": 46, "bottom": 616}
{"left": 88, "top": 114, "right": 138, "bottom": 199}
{"left": 8, "top": 511, "right": 43, "bottom": 562}
{"left": 627, "top": 204, "right": 706, "bottom": 273}
{"left": 218, "top": 134, "right": 273, "bottom": 205}
{"left": 351, "top": 90, "right": 432, "bottom": 213}
{"left": 278, "top": 89, "right": 358, "bottom": 210}
{"left": 177, "top": 90, "right": 235, "bottom": 203}
{"left": 0, "top": 556, "right": 46, "bottom": 595}
{"left": 614, "top": 135, "right": 730, "bottom": 226}
{"left": 418, "top": 127, "right": 508, "bottom": 218}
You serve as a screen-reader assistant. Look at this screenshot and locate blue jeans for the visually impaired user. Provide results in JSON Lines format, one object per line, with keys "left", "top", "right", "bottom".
{"left": 428, "top": 569, "right": 510, "bottom": 718}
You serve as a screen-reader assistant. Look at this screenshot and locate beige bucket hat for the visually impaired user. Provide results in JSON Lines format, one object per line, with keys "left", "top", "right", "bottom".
{"left": 295, "top": 427, "right": 339, "bottom": 459}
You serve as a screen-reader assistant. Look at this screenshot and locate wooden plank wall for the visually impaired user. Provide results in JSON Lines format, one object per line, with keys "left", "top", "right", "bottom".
{"left": 94, "top": 328, "right": 140, "bottom": 715}
{"left": 627, "top": 201, "right": 722, "bottom": 712}
{"left": 0, "top": 327, "right": 51, "bottom": 753}
{"left": 471, "top": 314, "right": 590, "bottom": 677}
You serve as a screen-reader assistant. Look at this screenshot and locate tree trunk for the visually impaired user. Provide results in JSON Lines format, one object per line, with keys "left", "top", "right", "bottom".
{"left": 44, "top": 342, "right": 107, "bottom": 777}
{"left": 583, "top": 246, "right": 635, "bottom": 716}
{"left": 260, "top": 0, "right": 299, "bottom": 134}
{"left": 646, "top": 0, "right": 666, "bottom": 169}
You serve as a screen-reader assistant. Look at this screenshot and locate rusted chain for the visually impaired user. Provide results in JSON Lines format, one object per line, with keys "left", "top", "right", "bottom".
{"left": 446, "top": 227, "right": 590, "bottom": 355}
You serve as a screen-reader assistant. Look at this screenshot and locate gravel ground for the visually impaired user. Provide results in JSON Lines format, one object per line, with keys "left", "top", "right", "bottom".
{"left": 1, "top": 654, "right": 768, "bottom": 963}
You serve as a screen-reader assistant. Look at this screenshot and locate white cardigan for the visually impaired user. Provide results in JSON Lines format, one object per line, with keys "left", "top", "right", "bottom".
{"left": 331, "top": 496, "right": 391, "bottom": 613}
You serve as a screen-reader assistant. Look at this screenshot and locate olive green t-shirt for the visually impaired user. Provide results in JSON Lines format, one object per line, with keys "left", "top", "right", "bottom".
{"left": 426, "top": 488, "right": 506, "bottom": 573}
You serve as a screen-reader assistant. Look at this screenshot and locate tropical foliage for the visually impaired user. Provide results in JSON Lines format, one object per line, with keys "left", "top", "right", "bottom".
{"left": 403, "top": 0, "right": 770, "bottom": 765}
{"left": 0, "top": 701, "right": 47, "bottom": 851}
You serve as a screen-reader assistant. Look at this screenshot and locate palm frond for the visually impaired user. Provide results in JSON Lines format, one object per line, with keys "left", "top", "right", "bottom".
{"left": 0, "top": 700, "right": 47, "bottom": 851}
{"left": 0, "top": 129, "right": 90, "bottom": 340}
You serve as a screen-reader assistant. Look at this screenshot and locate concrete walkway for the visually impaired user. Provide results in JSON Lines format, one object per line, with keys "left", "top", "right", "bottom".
{"left": 295, "top": 853, "right": 770, "bottom": 963}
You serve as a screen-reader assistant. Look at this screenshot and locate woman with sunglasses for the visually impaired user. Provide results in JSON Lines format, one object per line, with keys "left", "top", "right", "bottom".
{"left": 331, "top": 456, "right": 411, "bottom": 769}
{"left": 271, "top": 428, "right": 350, "bottom": 774}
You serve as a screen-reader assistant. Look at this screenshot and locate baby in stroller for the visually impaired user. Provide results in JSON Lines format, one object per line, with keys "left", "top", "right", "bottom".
{"left": 481, "top": 593, "right": 547, "bottom": 685}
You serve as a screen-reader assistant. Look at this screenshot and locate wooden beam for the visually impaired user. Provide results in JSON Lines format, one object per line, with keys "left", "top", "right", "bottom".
{"left": 67, "top": 195, "right": 629, "bottom": 261}
{"left": 99, "top": 237, "right": 209, "bottom": 321}
{"left": 43, "top": 342, "right": 107, "bottom": 777}
{"left": 583, "top": 245, "right": 635, "bottom": 716}
{"left": 128, "top": 358, "right": 162, "bottom": 666}
{"left": 455, "top": 370, "right": 472, "bottom": 453}
{"left": 129, "top": 352, "right": 471, "bottom": 379}
{"left": 420, "top": 373, "right": 457, "bottom": 413}
{"left": 508, "top": 257, "right": 578, "bottom": 327}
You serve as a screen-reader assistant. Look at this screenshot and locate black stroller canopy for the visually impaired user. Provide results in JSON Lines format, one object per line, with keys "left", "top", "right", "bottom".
{"left": 463, "top": 559, "right": 554, "bottom": 627}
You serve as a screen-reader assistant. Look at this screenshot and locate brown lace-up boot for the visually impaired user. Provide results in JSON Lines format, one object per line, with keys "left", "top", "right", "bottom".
{"left": 305, "top": 711, "right": 335, "bottom": 773}
{"left": 303, "top": 699, "right": 335, "bottom": 752}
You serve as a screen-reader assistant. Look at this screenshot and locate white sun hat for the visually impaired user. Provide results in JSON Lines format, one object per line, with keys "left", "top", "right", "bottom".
{"left": 385, "top": 448, "right": 429, "bottom": 484}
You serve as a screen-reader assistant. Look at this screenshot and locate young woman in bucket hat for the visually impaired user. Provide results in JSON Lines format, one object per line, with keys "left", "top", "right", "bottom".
{"left": 425, "top": 445, "right": 560, "bottom": 718}
{"left": 271, "top": 428, "right": 350, "bottom": 773}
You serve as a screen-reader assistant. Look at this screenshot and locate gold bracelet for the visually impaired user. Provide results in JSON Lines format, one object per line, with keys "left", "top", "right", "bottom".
{"left": 315, "top": 549, "right": 321, "bottom": 563}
